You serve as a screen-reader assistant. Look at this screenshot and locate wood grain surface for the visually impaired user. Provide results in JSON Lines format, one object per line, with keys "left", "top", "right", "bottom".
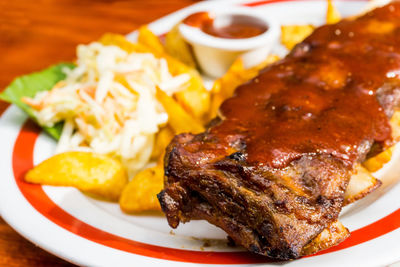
{"left": 0, "top": 0, "right": 195, "bottom": 265}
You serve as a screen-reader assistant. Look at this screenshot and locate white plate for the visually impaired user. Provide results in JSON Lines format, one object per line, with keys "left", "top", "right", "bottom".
{"left": 1, "top": 0, "right": 400, "bottom": 266}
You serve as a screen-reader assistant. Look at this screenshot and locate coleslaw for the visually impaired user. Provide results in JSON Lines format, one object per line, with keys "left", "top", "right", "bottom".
{"left": 23, "top": 42, "right": 191, "bottom": 177}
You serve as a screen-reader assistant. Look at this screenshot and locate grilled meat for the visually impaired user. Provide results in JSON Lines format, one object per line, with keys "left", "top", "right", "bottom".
{"left": 158, "top": 3, "right": 400, "bottom": 260}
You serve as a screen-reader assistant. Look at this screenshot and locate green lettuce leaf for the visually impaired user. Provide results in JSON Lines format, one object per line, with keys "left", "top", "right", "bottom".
{"left": 0, "top": 63, "right": 75, "bottom": 140}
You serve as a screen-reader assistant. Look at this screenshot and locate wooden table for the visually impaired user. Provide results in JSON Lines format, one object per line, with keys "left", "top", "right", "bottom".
{"left": 0, "top": 0, "right": 195, "bottom": 265}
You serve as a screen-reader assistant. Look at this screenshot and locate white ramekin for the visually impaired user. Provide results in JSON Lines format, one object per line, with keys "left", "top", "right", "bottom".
{"left": 179, "top": 7, "right": 279, "bottom": 78}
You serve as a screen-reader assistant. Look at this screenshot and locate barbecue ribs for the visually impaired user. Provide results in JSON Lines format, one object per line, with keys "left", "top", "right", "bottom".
{"left": 158, "top": 3, "right": 400, "bottom": 260}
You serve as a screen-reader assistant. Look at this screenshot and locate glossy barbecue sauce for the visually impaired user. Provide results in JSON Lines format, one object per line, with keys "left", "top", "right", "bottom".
{"left": 207, "top": 4, "right": 400, "bottom": 169}
{"left": 183, "top": 12, "right": 268, "bottom": 39}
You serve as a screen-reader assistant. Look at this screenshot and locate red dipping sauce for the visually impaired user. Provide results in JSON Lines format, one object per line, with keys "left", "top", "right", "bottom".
{"left": 183, "top": 12, "right": 268, "bottom": 39}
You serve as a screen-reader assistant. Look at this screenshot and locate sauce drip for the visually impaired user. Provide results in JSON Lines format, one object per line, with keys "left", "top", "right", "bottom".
{"left": 183, "top": 12, "right": 268, "bottom": 39}
{"left": 200, "top": 3, "right": 400, "bottom": 169}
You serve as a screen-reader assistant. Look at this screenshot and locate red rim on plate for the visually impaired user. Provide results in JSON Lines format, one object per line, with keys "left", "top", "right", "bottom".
{"left": 6, "top": 0, "right": 400, "bottom": 264}
{"left": 11, "top": 109, "right": 400, "bottom": 264}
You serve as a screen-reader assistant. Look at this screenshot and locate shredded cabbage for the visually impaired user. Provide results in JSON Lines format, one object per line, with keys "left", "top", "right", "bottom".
{"left": 24, "top": 42, "right": 190, "bottom": 177}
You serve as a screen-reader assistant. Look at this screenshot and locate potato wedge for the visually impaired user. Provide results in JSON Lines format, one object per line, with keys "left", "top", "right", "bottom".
{"left": 362, "top": 146, "right": 394, "bottom": 173}
{"left": 119, "top": 163, "right": 164, "bottom": 213}
{"left": 210, "top": 58, "right": 252, "bottom": 119}
{"left": 25, "top": 152, "right": 128, "bottom": 201}
{"left": 327, "top": 0, "right": 341, "bottom": 24}
{"left": 137, "top": 25, "right": 165, "bottom": 55}
{"left": 344, "top": 164, "right": 381, "bottom": 205}
{"left": 360, "top": 110, "right": 399, "bottom": 172}
{"left": 99, "top": 33, "right": 151, "bottom": 54}
{"left": 301, "top": 220, "right": 349, "bottom": 256}
{"left": 156, "top": 87, "right": 204, "bottom": 134}
{"left": 138, "top": 27, "right": 200, "bottom": 78}
{"left": 165, "top": 24, "right": 197, "bottom": 68}
{"left": 390, "top": 110, "right": 400, "bottom": 141}
{"left": 151, "top": 126, "right": 175, "bottom": 160}
{"left": 210, "top": 55, "right": 279, "bottom": 119}
{"left": 174, "top": 73, "right": 210, "bottom": 124}
{"left": 280, "top": 25, "right": 315, "bottom": 50}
